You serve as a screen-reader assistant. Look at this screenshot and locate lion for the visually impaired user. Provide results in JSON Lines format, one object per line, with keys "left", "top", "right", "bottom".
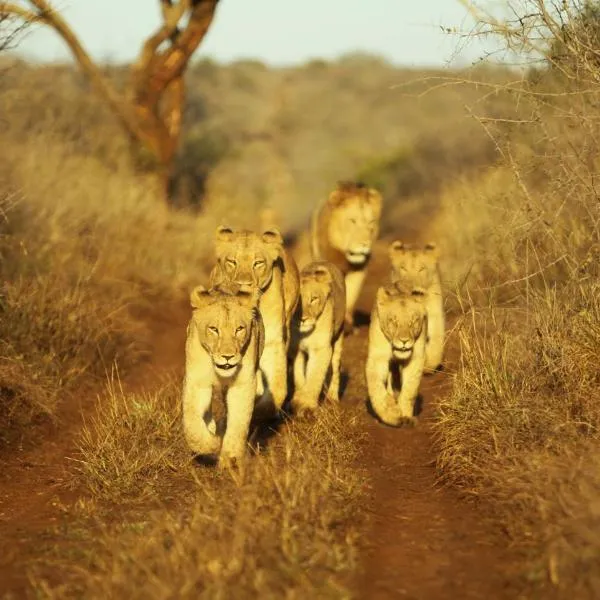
{"left": 290, "top": 261, "right": 346, "bottom": 415}
{"left": 310, "top": 181, "right": 382, "bottom": 332}
{"left": 388, "top": 240, "right": 444, "bottom": 372}
{"left": 209, "top": 226, "right": 300, "bottom": 415}
{"left": 366, "top": 285, "right": 427, "bottom": 427}
{"left": 182, "top": 284, "right": 264, "bottom": 467}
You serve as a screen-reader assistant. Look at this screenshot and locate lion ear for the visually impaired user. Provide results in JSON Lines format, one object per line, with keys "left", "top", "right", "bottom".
{"left": 237, "top": 287, "right": 261, "bottom": 311}
{"left": 376, "top": 285, "right": 395, "bottom": 305}
{"left": 261, "top": 228, "right": 283, "bottom": 260}
{"left": 215, "top": 225, "right": 234, "bottom": 242}
{"left": 190, "top": 284, "right": 209, "bottom": 309}
{"left": 261, "top": 228, "right": 283, "bottom": 245}
{"left": 424, "top": 242, "right": 439, "bottom": 259}
{"left": 389, "top": 240, "right": 404, "bottom": 258}
{"left": 327, "top": 188, "right": 345, "bottom": 207}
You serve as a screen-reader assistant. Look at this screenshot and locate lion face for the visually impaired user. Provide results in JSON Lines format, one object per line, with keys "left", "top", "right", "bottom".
{"left": 211, "top": 226, "right": 283, "bottom": 293}
{"left": 298, "top": 264, "right": 332, "bottom": 333}
{"left": 189, "top": 285, "right": 258, "bottom": 379}
{"left": 327, "top": 183, "right": 382, "bottom": 266}
{"left": 389, "top": 241, "right": 439, "bottom": 293}
{"left": 376, "top": 286, "right": 426, "bottom": 360}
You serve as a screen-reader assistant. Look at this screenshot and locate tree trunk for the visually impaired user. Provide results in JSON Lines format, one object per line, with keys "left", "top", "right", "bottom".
{"left": 2, "top": 0, "right": 220, "bottom": 204}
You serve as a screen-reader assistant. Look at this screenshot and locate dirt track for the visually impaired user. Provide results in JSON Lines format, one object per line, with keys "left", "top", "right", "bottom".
{"left": 0, "top": 244, "right": 520, "bottom": 599}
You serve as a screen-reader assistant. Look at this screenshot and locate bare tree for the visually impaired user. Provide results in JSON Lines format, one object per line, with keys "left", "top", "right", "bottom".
{"left": 0, "top": 0, "right": 220, "bottom": 200}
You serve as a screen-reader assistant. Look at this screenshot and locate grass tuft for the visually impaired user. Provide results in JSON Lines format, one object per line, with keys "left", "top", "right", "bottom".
{"left": 34, "top": 386, "right": 365, "bottom": 598}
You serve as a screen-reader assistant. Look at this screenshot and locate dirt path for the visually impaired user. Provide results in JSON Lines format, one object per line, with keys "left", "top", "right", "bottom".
{"left": 0, "top": 297, "right": 189, "bottom": 597}
{"left": 343, "top": 326, "right": 518, "bottom": 599}
{"left": 343, "top": 243, "right": 520, "bottom": 599}
{"left": 0, "top": 249, "right": 520, "bottom": 599}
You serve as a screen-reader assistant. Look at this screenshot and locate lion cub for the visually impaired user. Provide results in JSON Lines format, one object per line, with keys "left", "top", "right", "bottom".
{"left": 182, "top": 284, "right": 264, "bottom": 467}
{"left": 290, "top": 261, "right": 346, "bottom": 415}
{"left": 310, "top": 181, "right": 382, "bottom": 332}
{"left": 388, "top": 241, "right": 444, "bottom": 372}
{"left": 209, "top": 226, "right": 300, "bottom": 417}
{"left": 366, "top": 285, "right": 427, "bottom": 426}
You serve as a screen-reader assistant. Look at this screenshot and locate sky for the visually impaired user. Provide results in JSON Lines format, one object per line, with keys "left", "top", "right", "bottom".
{"left": 14, "top": 0, "right": 487, "bottom": 67}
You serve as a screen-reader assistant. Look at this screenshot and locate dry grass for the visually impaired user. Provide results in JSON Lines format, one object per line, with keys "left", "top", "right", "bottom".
{"left": 435, "top": 197, "right": 600, "bottom": 594}
{"left": 430, "top": 3, "right": 600, "bottom": 595}
{"left": 31, "top": 380, "right": 365, "bottom": 598}
{"left": 0, "top": 189, "right": 149, "bottom": 445}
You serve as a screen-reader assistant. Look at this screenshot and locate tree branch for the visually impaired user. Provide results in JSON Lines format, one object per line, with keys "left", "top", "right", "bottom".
{"left": 0, "top": 2, "right": 41, "bottom": 22}
{"left": 13, "top": 0, "right": 148, "bottom": 144}
{"left": 132, "top": 0, "right": 219, "bottom": 106}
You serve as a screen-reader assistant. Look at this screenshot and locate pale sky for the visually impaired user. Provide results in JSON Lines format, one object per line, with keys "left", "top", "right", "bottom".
{"left": 15, "top": 0, "right": 485, "bottom": 66}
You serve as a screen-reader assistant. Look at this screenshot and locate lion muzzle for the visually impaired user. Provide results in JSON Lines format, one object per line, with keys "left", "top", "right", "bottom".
{"left": 214, "top": 354, "right": 242, "bottom": 377}
{"left": 392, "top": 340, "right": 414, "bottom": 360}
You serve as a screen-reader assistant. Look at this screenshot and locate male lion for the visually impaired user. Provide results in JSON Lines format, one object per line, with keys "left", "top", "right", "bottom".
{"left": 209, "top": 226, "right": 300, "bottom": 415}
{"left": 290, "top": 261, "right": 346, "bottom": 415}
{"left": 388, "top": 240, "right": 444, "bottom": 372}
{"left": 310, "top": 181, "right": 382, "bottom": 332}
{"left": 366, "top": 285, "right": 427, "bottom": 427}
{"left": 182, "top": 284, "right": 264, "bottom": 467}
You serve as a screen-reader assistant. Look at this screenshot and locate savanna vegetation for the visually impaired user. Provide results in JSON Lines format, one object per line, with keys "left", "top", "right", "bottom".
{"left": 0, "top": 44, "right": 507, "bottom": 595}
{"left": 431, "top": 1, "right": 600, "bottom": 597}
{"left": 1, "top": 0, "right": 599, "bottom": 597}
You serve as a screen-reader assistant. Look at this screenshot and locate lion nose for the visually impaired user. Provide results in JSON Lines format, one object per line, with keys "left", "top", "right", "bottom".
{"left": 222, "top": 354, "right": 234, "bottom": 361}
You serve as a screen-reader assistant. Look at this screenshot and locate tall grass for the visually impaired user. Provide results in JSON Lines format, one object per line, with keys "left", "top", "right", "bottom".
{"left": 32, "top": 382, "right": 365, "bottom": 599}
{"left": 432, "top": 2, "right": 600, "bottom": 595}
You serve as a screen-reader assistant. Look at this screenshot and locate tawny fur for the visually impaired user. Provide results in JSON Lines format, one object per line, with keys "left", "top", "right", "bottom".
{"left": 209, "top": 226, "right": 300, "bottom": 416}
{"left": 290, "top": 261, "right": 346, "bottom": 415}
{"left": 182, "top": 285, "right": 264, "bottom": 468}
{"left": 366, "top": 286, "right": 427, "bottom": 427}
{"left": 388, "top": 240, "right": 444, "bottom": 372}
{"left": 309, "top": 181, "right": 382, "bottom": 332}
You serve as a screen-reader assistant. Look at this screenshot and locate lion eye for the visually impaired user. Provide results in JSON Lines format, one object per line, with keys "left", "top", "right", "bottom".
{"left": 225, "top": 258, "right": 237, "bottom": 269}
{"left": 208, "top": 326, "right": 219, "bottom": 335}
{"left": 310, "top": 296, "right": 319, "bottom": 305}
{"left": 235, "top": 325, "right": 245, "bottom": 334}
{"left": 254, "top": 260, "right": 265, "bottom": 269}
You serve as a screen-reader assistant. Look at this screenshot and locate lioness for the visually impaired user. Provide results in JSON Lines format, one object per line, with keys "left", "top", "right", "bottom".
{"left": 290, "top": 261, "right": 346, "bottom": 415}
{"left": 182, "top": 284, "right": 264, "bottom": 467}
{"left": 310, "top": 181, "right": 382, "bottom": 332}
{"left": 366, "top": 285, "right": 427, "bottom": 426}
{"left": 388, "top": 241, "right": 444, "bottom": 372}
{"left": 209, "top": 226, "right": 300, "bottom": 415}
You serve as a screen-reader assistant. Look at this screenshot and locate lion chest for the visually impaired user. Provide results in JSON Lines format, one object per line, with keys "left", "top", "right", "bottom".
{"left": 298, "top": 309, "right": 334, "bottom": 352}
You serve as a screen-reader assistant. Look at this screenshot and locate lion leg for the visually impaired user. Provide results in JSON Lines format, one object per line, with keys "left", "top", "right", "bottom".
{"left": 219, "top": 382, "right": 255, "bottom": 468}
{"left": 366, "top": 315, "right": 398, "bottom": 425}
{"left": 293, "top": 349, "right": 307, "bottom": 392}
{"left": 367, "top": 360, "right": 399, "bottom": 426}
{"left": 344, "top": 270, "right": 366, "bottom": 332}
{"left": 424, "top": 293, "right": 445, "bottom": 372}
{"left": 182, "top": 381, "right": 220, "bottom": 455}
{"left": 256, "top": 368, "right": 265, "bottom": 398}
{"left": 326, "top": 334, "right": 343, "bottom": 402}
{"left": 292, "top": 347, "right": 332, "bottom": 414}
{"left": 397, "top": 336, "right": 426, "bottom": 425}
{"left": 256, "top": 342, "right": 288, "bottom": 415}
